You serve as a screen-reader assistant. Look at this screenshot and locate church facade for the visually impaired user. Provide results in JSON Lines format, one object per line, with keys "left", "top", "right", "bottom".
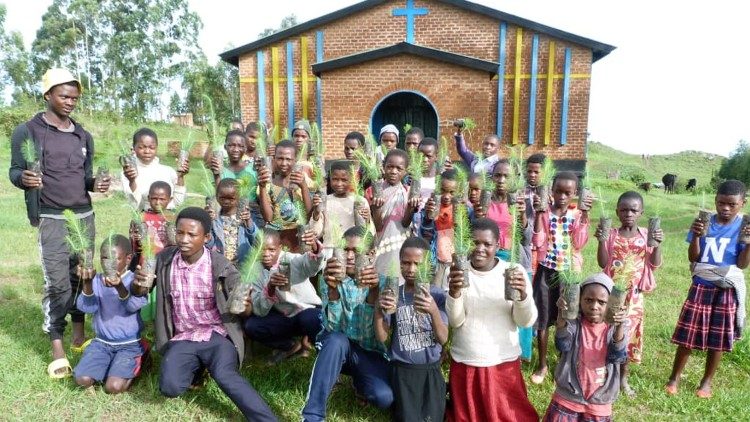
{"left": 221, "top": 0, "right": 614, "bottom": 170}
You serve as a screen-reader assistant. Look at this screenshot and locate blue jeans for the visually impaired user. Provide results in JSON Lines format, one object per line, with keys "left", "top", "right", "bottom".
{"left": 243, "top": 307, "right": 321, "bottom": 351}
{"left": 159, "top": 332, "right": 277, "bottom": 421}
{"left": 302, "top": 331, "right": 393, "bottom": 421}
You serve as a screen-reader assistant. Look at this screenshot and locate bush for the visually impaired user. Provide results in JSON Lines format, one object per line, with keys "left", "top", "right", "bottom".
{"left": 718, "top": 140, "right": 750, "bottom": 185}
{"left": 0, "top": 106, "right": 35, "bottom": 141}
{"left": 621, "top": 168, "right": 646, "bottom": 186}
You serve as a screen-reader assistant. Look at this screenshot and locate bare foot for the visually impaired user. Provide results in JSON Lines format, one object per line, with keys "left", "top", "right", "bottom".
{"left": 696, "top": 381, "right": 712, "bottom": 398}
{"left": 621, "top": 381, "right": 636, "bottom": 397}
{"left": 530, "top": 367, "right": 547, "bottom": 385}
{"left": 664, "top": 380, "right": 679, "bottom": 396}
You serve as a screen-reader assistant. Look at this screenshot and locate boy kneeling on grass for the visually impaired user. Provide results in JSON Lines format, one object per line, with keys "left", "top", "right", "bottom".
{"left": 74, "top": 235, "right": 146, "bottom": 394}
{"left": 132, "top": 207, "right": 277, "bottom": 421}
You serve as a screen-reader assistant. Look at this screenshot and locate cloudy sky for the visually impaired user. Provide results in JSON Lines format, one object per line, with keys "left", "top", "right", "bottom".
{"left": 4, "top": 0, "right": 749, "bottom": 156}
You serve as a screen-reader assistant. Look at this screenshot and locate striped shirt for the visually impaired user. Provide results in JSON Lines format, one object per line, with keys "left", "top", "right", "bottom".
{"left": 169, "top": 248, "right": 227, "bottom": 342}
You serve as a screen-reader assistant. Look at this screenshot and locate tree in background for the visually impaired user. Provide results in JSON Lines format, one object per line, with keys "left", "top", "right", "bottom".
{"left": 1, "top": 4, "right": 36, "bottom": 105}
{"left": 717, "top": 140, "right": 750, "bottom": 186}
{"left": 182, "top": 54, "right": 238, "bottom": 128}
{"left": 29, "top": 0, "right": 202, "bottom": 119}
{"left": 257, "top": 14, "right": 297, "bottom": 39}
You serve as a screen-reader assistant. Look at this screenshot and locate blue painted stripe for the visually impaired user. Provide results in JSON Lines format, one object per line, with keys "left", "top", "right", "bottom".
{"left": 286, "top": 41, "right": 295, "bottom": 132}
{"left": 528, "top": 34, "right": 539, "bottom": 145}
{"left": 316, "top": 31, "right": 324, "bottom": 130}
{"left": 496, "top": 22, "right": 507, "bottom": 138}
{"left": 392, "top": 0, "right": 429, "bottom": 44}
{"left": 560, "top": 47, "right": 571, "bottom": 145}
{"left": 257, "top": 51, "right": 266, "bottom": 123}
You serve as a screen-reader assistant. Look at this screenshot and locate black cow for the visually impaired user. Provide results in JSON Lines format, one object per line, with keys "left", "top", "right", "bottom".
{"left": 686, "top": 178, "right": 697, "bottom": 192}
{"left": 662, "top": 173, "right": 677, "bottom": 193}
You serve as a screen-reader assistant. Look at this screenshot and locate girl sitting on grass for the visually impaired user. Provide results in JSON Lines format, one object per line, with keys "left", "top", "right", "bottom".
{"left": 596, "top": 191, "right": 662, "bottom": 396}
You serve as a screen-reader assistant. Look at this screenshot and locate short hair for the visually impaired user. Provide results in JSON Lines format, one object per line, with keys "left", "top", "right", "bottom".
{"left": 276, "top": 139, "right": 296, "bottom": 153}
{"left": 472, "top": 217, "right": 500, "bottom": 242}
{"left": 132, "top": 127, "right": 158, "bottom": 147}
{"left": 419, "top": 137, "right": 438, "bottom": 149}
{"left": 527, "top": 153, "right": 546, "bottom": 165}
{"left": 405, "top": 127, "right": 424, "bottom": 139}
{"left": 344, "top": 131, "right": 365, "bottom": 146}
{"left": 468, "top": 172, "right": 481, "bottom": 181}
{"left": 217, "top": 178, "right": 238, "bottom": 192}
{"left": 149, "top": 181, "right": 172, "bottom": 196}
{"left": 553, "top": 171, "right": 579, "bottom": 187}
{"left": 231, "top": 118, "right": 243, "bottom": 126}
{"left": 441, "top": 169, "right": 457, "bottom": 181}
{"left": 263, "top": 227, "right": 281, "bottom": 241}
{"left": 400, "top": 236, "right": 429, "bottom": 258}
{"left": 330, "top": 161, "right": 352, "bottom": 174}
{"left": 176, "top": 207, "right": 211, "bottom": 235}
{"left": 100, "top": 234, "right": 132, "bottom": 255}
{"left": 493, "top": 158, "right": 510, "bottom": 172}
{"left": 617, "top": 191, "right": 643, "bottom": 207}
{"left": 245, "top": 122, "right": 261, "bottom": 133}
{"left": 483, "top": 134, "right": 500, "bottom": 144}
{"left": 344, "top": 225, "right": 367, "bottom": 238}
{"left": 717, "top": 179, "right": 747, "bottom": 197}
{"left": 226, "top": 129, "right": 247, "bottom": 143}
{"left": 384, "top": 148, "right": 409, "bottom": 166}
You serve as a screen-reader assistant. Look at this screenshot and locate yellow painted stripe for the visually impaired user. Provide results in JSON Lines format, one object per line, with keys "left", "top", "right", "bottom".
{"left": 240, "top": 76, "right": 316, "bottom": 83}
{"left": 272, "top": 47, "right": 281, "bottom": 138}
{"left": 301, "top": 37, "right": 309, "bottom": 119}
{"left": 491, "top": 74, "right": 589, "bottom": 80}
{"left": 512, "top": 27, "right": 523, "bottom": 145}
{"left": 544, "top": 41, "right": 555, "bottom": 146}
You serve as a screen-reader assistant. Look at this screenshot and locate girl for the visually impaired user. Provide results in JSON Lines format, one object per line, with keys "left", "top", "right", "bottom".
{"left": 596, "top": 191, "right": 662, "bottom": 395}
{"left": 368, "top": 149, "right": 420, "bottom": 276}
{"left": 543, "top": 273, "right": 628, "bottom": 421}
{"left": 446, "top": 218, "right": 538, "bottom": 422}
{"left": 120, "top": 127, "right": 187, "bottom": 210}
{"left": 531, "top": 171, "right": 591, "bottom": 384}
{"left": 212, "top": 130, "right": 262, "bottom": 229}
{"left": 207, "top": 178, "right": 257, "bottom": 266}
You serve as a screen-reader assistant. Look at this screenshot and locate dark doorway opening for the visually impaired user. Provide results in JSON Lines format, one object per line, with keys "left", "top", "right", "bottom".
{"left": 371, "top": 91, "right": 438, "bottom": 149}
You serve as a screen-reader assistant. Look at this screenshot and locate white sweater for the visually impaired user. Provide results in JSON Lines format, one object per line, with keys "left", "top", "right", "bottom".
{"left": 120, "top": 156, "right": 186, "bottom": 210}
{"left": 446, "top": 258, "right": 537, "bottom": 367}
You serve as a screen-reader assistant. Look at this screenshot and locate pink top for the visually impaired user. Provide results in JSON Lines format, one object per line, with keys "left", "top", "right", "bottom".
{"left": 143, "top": 210, "right": 168, "bottom": 254}
{"left": 532, "top": 206, "right": 589, "bottom": 271}
{"left": 169, "top": 248, "right": 227, "bottom": 342}
{"left": 602, "top": 227, "right": 659, "bottom": 293}
{"left": 487, "top": 200, "right": 512, "bottom": 250}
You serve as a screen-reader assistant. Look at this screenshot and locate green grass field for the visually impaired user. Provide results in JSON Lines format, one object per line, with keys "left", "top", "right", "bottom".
{"left": 0, "top": 129, "right": 748, "bottom": 421}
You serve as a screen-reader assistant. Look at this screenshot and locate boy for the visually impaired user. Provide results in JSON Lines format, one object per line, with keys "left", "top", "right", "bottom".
{"left": 9, "top": 69, "right": 111, "bottom": 377}
{"left": 302, "top": 226, "right": 392, "bottom": 421}
{"left": 132, "top": 207, "right": 277, "bottom": 421}
{"left": 257, "top": 139, "right": 312, "bottom": 251}
{"left": 374, "top": 237, "right": 448, "bottom": 421}
{"left": 368, "top": 149, "right": 420, "bottom": 276}
{"left": 544, "top": 273, "right": 629, "bottom": 421}
{"left": 129, "top": 181, "right": 173, "bottom": 272}
{"left": 245, "top": 228, "right": 324, "bottom": 364}
{"left": 454, "top": 125, "right": 500, "bottom": 174}
{"left": 207, "top": 178, "right": 257, "bottom": 266}
{"left": 531, "top": 171, "right": 592, "bottom": 384}
{"left": 666, "top": 180, "right": 750, "bottom": 398}
{"left": 244, "top": 121, "right": 263, "bottom": 164}
{"left": 74, "top": 235, "right": 146, "bottom": 394}
{"left": 404, "top": 126, "right": 424, "bottom": 151}
{"left": 468, "top": 172, "right": 482, "bottom": 212}
{"left": 211, "top": 130, "right": 262, "bottom": 228}
{"left": 121, "top": 127, "right": 188, "bottom": 211}
{"left": 309, "top": 161, "right": 372, "bottom": 247}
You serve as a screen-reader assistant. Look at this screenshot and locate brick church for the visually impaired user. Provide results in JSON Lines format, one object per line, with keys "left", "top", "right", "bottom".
{"left": 221, "top": 0, "right": 614, "bottom": 171}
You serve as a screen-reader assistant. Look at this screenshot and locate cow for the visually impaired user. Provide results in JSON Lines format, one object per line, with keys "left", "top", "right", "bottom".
{"left": 686, "top": 178, "right": 697, "bottom": 192}
{"left": 638, "top": 182, "right": 652, "bottom": 192}
{"left": 662, "top": 173, "right": 677, "bottom": 193}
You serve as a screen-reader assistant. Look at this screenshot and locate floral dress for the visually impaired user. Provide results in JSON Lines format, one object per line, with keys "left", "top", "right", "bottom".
{"left": 608, "top": 233, "right": 647, "bottom": 363}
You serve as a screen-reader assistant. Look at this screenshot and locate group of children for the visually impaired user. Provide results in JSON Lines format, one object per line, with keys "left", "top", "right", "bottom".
{"left": 68, "top": 119, "right": 748, "bottom": 422}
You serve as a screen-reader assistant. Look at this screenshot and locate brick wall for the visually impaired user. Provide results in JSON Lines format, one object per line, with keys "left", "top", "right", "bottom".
{"left": 237, "top": 0, "right": 596, "bottom": 162}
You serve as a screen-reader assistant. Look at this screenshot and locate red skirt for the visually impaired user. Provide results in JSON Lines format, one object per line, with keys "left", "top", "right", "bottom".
{"left": 448, "top": 359, "right": 539, "bottom": 422}
{"left": 671, "top": 283, "right": 737, "bottom": 352}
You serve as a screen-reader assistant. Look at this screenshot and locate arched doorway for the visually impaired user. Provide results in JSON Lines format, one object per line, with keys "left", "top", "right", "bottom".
{"left": 371, "top": 91, "right": 438, "bottom": 149}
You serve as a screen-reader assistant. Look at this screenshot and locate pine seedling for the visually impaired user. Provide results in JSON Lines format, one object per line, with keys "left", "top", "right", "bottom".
{"left": 540, "top": 156, "right": 557, "bottom": 188}
{"left": 356, "top": 230, "right": 374, "bottom": 255}
{"left": 328, "top": 214, "right": 347, "bottom": 249}
{"left": 364, "top": 131, "right": 378, "bottom": 156}
{"left": 199, "top": 162, "right": 215, "bottom": 198}
{"left": 353, "top": 148, "right": 382, "bottom": 183}
{"left": 453, "top": 204, "right": 474, "bottom": 256}
{"left": 201, "top": 94, "right": 222, "bottom": 152}
{"left": 141, "top": 229, "right": 155, "bottom": 259}
{"left": 312, "top": 165, "right": 326, "bottom": 191}
{"left": 63, "top": 209, "right": 92, "bottom": 254}
{"left": 350, "top": 164, "right": 365, "bottom": 199}
{"left": 296, "top": 138, "right": 309, "bottom": 162}
{"left": 21, "top": 138, "right": 38, "bottom": 164}
{"left": 236, "top": 175, "right": 255, "bottom": 200}
{"left": 282, "top": 127, "right": 290, "bottom": 142}
{"left": 180, "top": 130, "right": 195, "bottom": 152}
{"left": 461, "top": 117, "right": 477, "bottom": 132}
{"left": 403, "top": 123, "right": 412, "bottom": 134}
{"left": 239, "top": 231, "right": 265, "bottom": 285}
{"left": 437, "top": 136, "right": 449, "bottom": 171}
{"left": 611, "top": 253, "right": 637, "bottom": 291}
{"left": 407, "top": 148, "right": 426, "bottom": 181}
{"left": 508, "top": 204, "right": 522, "bottom": 264}
{"left": 597, "top": 187, "right": 609, "bottom": 219}
{"left": 294, "top": 198, "right": 308, "bottom": 226}
{"left": 415, "top": 249, "right": 435, "bottom": 284}
{"left": 268, "top": 125, "right": 279, "bottom": 145}
{"left": 480, "top": 167, "right": 495, "bottom": 192}
{"left": 255, "top": 122, "right": 268, "bottom": 157}
{"left": 455, "top": 166, "right": 469, "bottom": 201}
{"left": 507, "top": 146, "right": 527, "bottom": 193}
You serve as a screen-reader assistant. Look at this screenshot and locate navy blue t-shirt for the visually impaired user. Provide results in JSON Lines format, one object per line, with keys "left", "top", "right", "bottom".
{"left": 385, "top": 285, "right": 447, "bottom": 365}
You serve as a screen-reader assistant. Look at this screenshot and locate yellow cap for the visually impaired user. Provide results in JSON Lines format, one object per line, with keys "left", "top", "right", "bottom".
{"left": 42, "top": 68, "right": 82, "bottom": 94}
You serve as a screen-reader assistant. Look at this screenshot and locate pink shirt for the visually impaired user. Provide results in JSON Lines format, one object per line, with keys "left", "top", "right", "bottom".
{"left": 486, "top": 201, "right": 512, "bottom": 250}
{"left": 169, "top": 248, "right": 227, "bottom": 342}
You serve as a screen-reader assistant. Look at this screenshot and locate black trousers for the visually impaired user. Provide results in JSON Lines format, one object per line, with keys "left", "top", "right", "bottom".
{"left": 390, "top": 360, "right": 446, "bottom": 422}
{"left": 159, "top": 332, "right": 277, "bottom": 422}
{"left": 39, "top": 215, "right": 93, "bottom": 340}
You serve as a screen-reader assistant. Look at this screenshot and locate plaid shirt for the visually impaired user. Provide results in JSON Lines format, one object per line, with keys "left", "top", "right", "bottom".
{"left": 169, "top": 248, "right": 227, "bottom": 342}
{"left": 319, "top": 275, "right": 386, "bottom": 356}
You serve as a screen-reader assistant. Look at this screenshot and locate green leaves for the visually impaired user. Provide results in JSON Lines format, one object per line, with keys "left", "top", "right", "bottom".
{"left": 455, "top": 166, "right": 469, "bottom": 201}
{"left": 353, "top": 147, "right": 381, "bottom": 183}
{"left": 415, "top": 249, "right": 434, "bottom": 285}
{"left": 63, "top": 209, "right": 91, "bottom": 254}
{"left": 437, "top": 136, "right": 449, "bottom": 172}
{"left": 355, "top": 229, "right": 374, "bottom": 255}
{"left": 407, "top": 147, "right": 425, "bottom": 181}
{"left": 20, "top": 138, "right": 37, "bottom": 163}
{"left": 236, "top": 174, "right": 255, "bottom": 200}
{"left": 199, "top": 162, "right": 215, "bottom": 198}
{"left": 294, "top": 198, "right": 308, "bottom": 226}
{"left": 350, "top": 163, "right": 364, "bottom": 199}
{"left": 453, "top": 203, "right": 474, "bottom": 255}
{"left": 540, "top": 156, "right": 557, "bottom": 187}
{"left": 508, "top": 204, "right": 522, "bottom": 264}
{"left": 239, "top": 230, "right": 265, "bottom": 285}
{"left": 507, "top": 145, "right": 527, "bottom": 193}
{"left": 202, "top": 94, "right": 222, "bottom": 151}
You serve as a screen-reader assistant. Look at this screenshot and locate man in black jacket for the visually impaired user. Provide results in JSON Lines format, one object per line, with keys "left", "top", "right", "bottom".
{"left": 8, "top": 68, "right": 110, "bottom": 378}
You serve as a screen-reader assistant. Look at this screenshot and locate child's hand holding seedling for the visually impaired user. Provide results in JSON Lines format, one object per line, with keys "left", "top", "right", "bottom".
{"left": 311, "top": 193, "right": 323, "bottom": 220}
{"left": 505, "top": 267, "right": 527, "bottom": 301}
{"left": 290, "top": 168, "right": 305, "bottom": 187}
{"left": 414, "top": 285, "right": 438, "bottom": 315}
{"left": 378, "top": 293, "right": 397, "bottom": 314}
{"left": 447, "top": 263, "right": 466, "bottom": 298}
{"left": 424, "top": 196, "right": 437, "bottom": 221}
{"left": 268, "top": 271, "right": 290, "bottom": 295}
{"left": 76, "top": 264, "right": 95, "bottom": 284}
{"left": 324, "top": 257, "right": 345, "bottom": 290}
{"left": 257, "top": 166, "right": 271, "bottom": 188}
{"left": 690, "top": 218, "right": 706, "bottom": 236}
{"left": 239, "top": 207, "right": 252, "bottom": 228}
{"left": 300, "top": 229, "right": 320, "bottom": 254}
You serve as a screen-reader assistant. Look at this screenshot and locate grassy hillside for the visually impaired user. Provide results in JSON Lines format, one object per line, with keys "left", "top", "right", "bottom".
{"left": 1, "top": 125, "right": 748, "bottom": 421}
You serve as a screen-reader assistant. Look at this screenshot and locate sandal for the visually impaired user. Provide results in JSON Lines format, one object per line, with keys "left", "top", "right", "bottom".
{"left": 47, "top": 358, "right": 72, "bottom": 379}
{"left": 70, "top": 339, "right": 92, "bottom": 354}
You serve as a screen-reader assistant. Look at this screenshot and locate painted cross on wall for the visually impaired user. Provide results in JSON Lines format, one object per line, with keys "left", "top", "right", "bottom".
{"left": 392, "top": 0, "right": 429, "bottom": 44}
